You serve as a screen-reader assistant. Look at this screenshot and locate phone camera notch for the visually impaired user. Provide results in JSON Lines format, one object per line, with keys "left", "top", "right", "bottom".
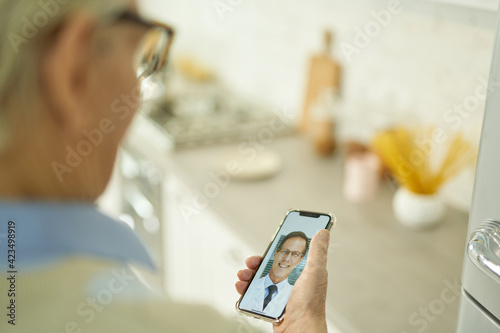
{"left": 299, "top": 211, "right": 320, "bottom": 218}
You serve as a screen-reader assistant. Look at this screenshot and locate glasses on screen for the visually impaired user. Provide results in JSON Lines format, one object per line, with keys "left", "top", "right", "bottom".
{"left": 278, "top": 249, "right": 303, "bottom": 259}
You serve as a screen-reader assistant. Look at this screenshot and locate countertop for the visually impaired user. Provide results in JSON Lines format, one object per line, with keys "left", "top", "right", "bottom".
{"left": 167, "top": 134, "right": 469, "bottom": 333}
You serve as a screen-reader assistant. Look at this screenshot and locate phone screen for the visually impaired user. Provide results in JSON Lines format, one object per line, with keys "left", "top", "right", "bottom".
{"left": 237, "top": 210, "right": 333, "bottom": 321}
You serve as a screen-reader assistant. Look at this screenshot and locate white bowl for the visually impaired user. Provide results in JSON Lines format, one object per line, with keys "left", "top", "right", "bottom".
{"left": 393, "top": 187, "right": 446, "bottom": 229}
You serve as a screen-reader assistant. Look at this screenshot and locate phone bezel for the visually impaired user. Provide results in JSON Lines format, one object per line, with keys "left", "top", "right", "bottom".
{"left": 235, "top": 208, "right": 336, "bottom": 324}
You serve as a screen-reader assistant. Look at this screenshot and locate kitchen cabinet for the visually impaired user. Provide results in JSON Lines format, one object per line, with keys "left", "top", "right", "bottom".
{"left": 456, "top": 8, "right": 500, "bottom": 331}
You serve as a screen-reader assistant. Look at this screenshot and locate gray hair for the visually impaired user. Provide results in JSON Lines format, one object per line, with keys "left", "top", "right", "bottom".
{"left": 0, "top": 0, "right": 127, "bottom": 151}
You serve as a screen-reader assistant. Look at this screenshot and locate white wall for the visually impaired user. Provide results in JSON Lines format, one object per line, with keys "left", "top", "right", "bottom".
{"left": 139, "top": 0, "right": 496, "bottom": 138}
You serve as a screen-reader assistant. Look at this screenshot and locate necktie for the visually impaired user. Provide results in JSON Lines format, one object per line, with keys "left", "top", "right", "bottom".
{"left": 263, "top": 285, "right": 277, "bottom": 310}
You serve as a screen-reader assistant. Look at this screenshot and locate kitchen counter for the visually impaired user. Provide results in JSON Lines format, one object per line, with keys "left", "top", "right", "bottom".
{"left": 166, "top": 134, "right": 469, "bottom": 333}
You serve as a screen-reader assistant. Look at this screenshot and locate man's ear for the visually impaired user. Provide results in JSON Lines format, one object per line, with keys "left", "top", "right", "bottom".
{"left": 41, "top": 12, "right": 97, "bottom": 137}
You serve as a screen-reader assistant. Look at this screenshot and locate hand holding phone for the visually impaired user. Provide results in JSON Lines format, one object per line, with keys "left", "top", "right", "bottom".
{"left": 236, "top": 209, "right": 334, "bottom": 328}
{"left": 236, "top": 229, "right": 331, "bottom": 332}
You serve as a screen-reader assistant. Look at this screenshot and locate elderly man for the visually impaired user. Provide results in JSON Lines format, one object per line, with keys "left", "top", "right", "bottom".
{"left": 0, "top": 0, "right": 331, "bottom": 332}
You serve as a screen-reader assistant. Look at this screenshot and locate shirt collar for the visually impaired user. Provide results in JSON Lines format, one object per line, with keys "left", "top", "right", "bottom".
{"left": 0, "top": 200, "right": 156, "bottom": 271}
{"left": 264, "top": 274, "right": 289, "bottom": 292}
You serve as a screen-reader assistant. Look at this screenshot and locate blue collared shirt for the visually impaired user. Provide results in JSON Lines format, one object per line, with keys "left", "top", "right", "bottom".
{"left": 0, "top": 200, "right": 156, "bottom": 271}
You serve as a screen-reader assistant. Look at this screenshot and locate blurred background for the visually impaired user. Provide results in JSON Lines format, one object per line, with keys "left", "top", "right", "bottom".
{"left": 98, "top": 0, "right": 499, "bottom": 332}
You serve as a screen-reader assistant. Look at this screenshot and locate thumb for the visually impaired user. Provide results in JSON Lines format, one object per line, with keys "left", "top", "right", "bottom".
{"left": 286, "top": 229, "right": 330, "bottom": 320}
{"left": 305, "top": 229, "right": 330, "bottom": 272}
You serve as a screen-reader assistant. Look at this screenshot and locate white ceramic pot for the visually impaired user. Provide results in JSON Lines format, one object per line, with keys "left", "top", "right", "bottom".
{"left": 393, "top": 187, "right": 446, "bottom": 229}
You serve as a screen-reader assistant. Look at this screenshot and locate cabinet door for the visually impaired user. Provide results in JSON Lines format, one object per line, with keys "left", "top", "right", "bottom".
{"left": 458, "top": 291, "right": 500, "bottom": 333}
{"left": 459, "top": 6, "right": 500, "bottom": 329}
{"left": 162, "top": 175, "right": 256, "bottom": 315}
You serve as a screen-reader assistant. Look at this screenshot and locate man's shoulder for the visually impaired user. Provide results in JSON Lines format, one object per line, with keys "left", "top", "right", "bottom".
{"left": 247, "top": 275, "right": 266, "bottom": 291}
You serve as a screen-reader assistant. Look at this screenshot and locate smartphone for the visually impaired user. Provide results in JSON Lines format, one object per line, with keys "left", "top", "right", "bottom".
{"left": 235, "top": 209, "right": 335, "bottom": 324}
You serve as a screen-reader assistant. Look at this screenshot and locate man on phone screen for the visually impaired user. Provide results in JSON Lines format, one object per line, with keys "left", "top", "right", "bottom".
{"left": 240, "top": 231, "right": 309, "bottom": 317}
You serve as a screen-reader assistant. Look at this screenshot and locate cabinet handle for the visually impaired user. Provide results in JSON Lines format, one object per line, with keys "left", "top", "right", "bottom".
{"left": 468, "top": 219, "right": 500, "bottom": 283}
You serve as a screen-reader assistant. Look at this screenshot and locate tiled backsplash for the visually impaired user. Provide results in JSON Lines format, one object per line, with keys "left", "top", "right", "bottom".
{"left": 140, "top": 0, "right": 496, "bottom": 137}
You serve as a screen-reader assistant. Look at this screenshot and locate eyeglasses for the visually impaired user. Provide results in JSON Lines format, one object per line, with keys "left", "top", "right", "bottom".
{"left": 115, "top": 11, "right": 175, "bottom": 80}
{"left": 277, "top": 249, "right": 303, "bottom": 259}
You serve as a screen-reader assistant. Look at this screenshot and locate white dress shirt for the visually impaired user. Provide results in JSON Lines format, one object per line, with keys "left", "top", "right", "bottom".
{"left": 239, "top": 273, "right": 294, "bottom": 318}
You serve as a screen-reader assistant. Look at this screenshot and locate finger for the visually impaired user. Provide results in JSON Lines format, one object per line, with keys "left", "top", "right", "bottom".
{"left": 235, "top": 281, "right": 250, "bottom": 295}
{"left": 245, "top": 256, "right": 262, "bottom": 270}
{"left": 237, "top": 268, "right": 256, "bottom": 282}
{"left": 305, "top": 229, "right": 330, "bottom": 272}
